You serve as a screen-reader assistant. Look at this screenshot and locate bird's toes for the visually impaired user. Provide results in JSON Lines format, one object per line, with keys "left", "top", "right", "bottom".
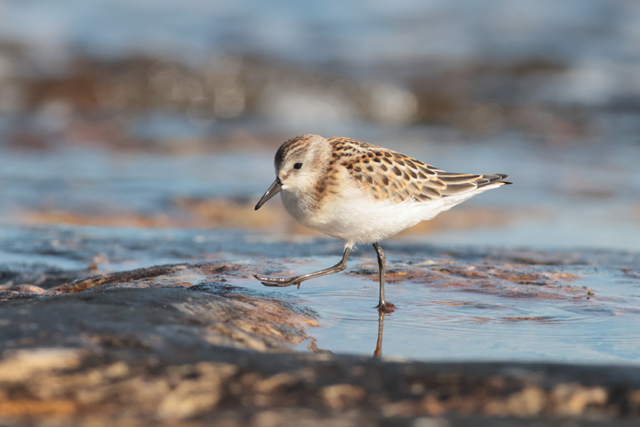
{"left": 377, "top": 302, "right": 396, "bottom": 313}
{"left": 259, "top": 278, "right": 298, "bottom": 288}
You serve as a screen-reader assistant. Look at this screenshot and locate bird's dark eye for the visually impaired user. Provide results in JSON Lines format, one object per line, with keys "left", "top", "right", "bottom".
{"left": 293, "top": 163, "right": 303, "bottom": 170}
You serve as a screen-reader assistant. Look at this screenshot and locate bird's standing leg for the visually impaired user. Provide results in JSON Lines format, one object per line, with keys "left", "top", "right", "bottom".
{"left": 373, "top": 242, "right": 395, "bottom": 312}
{"left": 255, "top": 248, "right": 351, "bottom": 288}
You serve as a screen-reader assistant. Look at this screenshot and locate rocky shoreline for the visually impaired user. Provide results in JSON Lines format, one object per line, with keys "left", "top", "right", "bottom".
{"left": 1, "top": 256, "right": 639, "bottom": 426}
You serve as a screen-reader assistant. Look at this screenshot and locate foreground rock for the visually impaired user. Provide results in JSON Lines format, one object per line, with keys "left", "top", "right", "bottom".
{"left": 0, "top": 260, "right": 639, "bottom": 426}
{"left": 1, "top": 262, "right": 318, "bottom": 354}
{"left": 1, "top": 345, "right": 640, "bottom": 426}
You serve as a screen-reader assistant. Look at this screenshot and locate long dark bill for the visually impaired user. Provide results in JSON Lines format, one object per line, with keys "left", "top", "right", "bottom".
{"left": 255, "top": 178, "right": 283, "bottom": 210}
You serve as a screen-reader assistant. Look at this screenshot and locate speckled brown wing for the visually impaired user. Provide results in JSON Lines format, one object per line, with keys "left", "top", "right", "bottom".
{"left": 328, "top": 137, "right": 510, "bottom": 203}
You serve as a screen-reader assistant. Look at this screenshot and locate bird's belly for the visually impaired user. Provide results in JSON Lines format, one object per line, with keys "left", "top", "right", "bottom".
{"left": 282, "top": 190, "right": 436, "bottom": 245}
{"left": 320, "top": 200, "right": 428, "bottom": 244}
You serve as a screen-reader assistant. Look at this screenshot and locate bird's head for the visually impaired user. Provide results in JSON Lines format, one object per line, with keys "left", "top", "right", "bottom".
{"left": 255, "top": 134, "right": 331, "bottom": 210}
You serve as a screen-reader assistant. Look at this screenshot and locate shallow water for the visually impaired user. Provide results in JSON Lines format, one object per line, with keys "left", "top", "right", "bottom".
{"left": 230, "top": 256, "right": 640, "bottom": 364}
{"left": 2, "top": 225, "right": 639, "bottom": 364}
{"left": 1, "top": 131, "right": 640, "bottom": 251}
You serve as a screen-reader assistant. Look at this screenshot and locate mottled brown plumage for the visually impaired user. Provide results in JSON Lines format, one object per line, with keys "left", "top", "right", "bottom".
{"left": 327, "top": 137, "right": 509, "bottom": 204}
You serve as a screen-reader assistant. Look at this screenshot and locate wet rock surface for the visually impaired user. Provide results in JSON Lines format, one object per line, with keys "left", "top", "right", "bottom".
{"left": 0, "top": 261, "right": 318, "bottom": 355}
{"left": 0, "top": 237, "right": 639, "bottom": 426}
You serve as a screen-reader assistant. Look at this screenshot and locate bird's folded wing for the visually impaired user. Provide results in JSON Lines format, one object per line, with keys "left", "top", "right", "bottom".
{"left": 329, "top": 138, "right": 508, "bottom": 204}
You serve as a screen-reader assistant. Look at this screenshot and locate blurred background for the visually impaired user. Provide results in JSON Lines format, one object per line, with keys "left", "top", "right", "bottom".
{"left": 1, "top": 0, "right": 640, "bottom": 256}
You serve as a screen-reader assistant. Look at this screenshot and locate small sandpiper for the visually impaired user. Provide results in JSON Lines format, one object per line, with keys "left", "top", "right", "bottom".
{"left": 254, "top": 134, "right": 510, "bottom": 312}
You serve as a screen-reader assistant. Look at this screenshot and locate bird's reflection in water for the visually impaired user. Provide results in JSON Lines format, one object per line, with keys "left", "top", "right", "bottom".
{"left": 305, "top": 309, "right": 388, "bottom": 357}
{"left": 374, "top": 310, "right": 385, "bottom": 357}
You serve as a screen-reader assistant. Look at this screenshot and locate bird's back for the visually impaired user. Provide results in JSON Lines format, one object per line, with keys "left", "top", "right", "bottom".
{"left": 327, "top": 137, "right": 510, "bottom": 204}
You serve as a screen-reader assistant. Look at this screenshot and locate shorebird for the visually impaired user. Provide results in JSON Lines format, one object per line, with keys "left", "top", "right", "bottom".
{"left": 254, "top": 134, "right": 510, "bottom": 312}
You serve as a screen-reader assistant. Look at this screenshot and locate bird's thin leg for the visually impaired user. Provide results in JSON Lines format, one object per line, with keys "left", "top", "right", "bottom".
{"left": 372, "top": 242, "right": 386, "bottom": 308}
{"left": 255, "top": 248, "right": 350, "bottom": 288}
{"left": 373, "top": 242, "right": 395, "bottom": 312}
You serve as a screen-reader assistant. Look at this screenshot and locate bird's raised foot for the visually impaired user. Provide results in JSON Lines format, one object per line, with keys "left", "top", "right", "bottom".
{"left": 253, "top": 274, "right": 302, "bottom": 288}
{"left": 377, "top": 301, "right": 396, "bottom": 313}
